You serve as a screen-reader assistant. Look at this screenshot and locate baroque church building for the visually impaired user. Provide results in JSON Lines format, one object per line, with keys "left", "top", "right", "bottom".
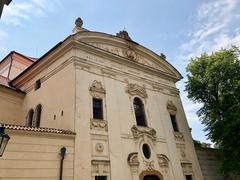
{"left": 0, "top": 18, "right": 203, "bottom": 180}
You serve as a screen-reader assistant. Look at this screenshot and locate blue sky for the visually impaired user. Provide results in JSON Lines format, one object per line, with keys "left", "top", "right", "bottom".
{"left": 1, "top": 0, "right": 240, "bottom": 143}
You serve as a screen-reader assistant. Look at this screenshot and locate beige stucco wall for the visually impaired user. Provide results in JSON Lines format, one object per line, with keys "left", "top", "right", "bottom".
{"left": 0, "top": 130, "right": 74, "bottom": 180}
{"left": 0, "top": 32, "right": 204, "bottom": 180}
{"left": 21, "top": 51, "right": 75, "bottom": 130}
{"left": 0, "top": 87, "right": 24, "bottom": 125}
{"left": 73, "top": 43, "right": 203, "bottom": 180}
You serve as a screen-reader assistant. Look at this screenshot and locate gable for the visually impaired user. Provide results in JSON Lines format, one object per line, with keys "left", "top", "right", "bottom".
{"left": 74, "top": 32, "right": 182, "bottom": 81}
{"left": 0, "top": 51, "right": 34, "bottom": 80}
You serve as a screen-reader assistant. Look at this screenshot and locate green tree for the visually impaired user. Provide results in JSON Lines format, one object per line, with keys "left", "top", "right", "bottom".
{"left": 185, "top": 46, "right": 240, "bottom": 176}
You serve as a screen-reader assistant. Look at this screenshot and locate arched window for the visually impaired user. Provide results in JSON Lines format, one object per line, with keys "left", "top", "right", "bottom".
{"left": 26, "top": 109, "right": 34, "bottom": 127}
{"left": 133, "top": 97, "right": 147, "bottom": 126}
{"left": 33, "top": 104, "right": 42, "bottom": 127}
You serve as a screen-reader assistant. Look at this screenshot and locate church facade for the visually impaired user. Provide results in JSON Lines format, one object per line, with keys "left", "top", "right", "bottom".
{"left": 0, "top": 18, "right": 203, "bottom": 180}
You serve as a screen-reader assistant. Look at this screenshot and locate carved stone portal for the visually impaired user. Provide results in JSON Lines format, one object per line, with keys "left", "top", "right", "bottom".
{"left": 126, "top": 83, "right": 148, "bottom": 98}
{"left": 139, "top": 170, "right": 164, "bottom": 180}
{"left": 131, "top": 125, "right": 156, "bottom": 142}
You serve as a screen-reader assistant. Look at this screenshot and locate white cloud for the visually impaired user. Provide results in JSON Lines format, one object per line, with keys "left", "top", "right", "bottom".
{"left": 180, "top": 0, "right": 239, "bottom": 58}
{"left": 0, "top": 30, "right": 8, "bottom": 55}
{"left": 176, "top": 0, "right": 240, "bottom": 142}
{"left": 1, "top": 0, "right": 60, "bottom": 26}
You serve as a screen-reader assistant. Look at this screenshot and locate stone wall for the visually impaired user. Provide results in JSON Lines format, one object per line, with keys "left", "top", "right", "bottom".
{"left": 194, "top": 145, "right": 224, "bottom": 180}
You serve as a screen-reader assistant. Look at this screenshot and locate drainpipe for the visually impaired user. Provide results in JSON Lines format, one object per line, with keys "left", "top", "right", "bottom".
{"left": 60, "top": 147, "right": 66, "bottom": 180}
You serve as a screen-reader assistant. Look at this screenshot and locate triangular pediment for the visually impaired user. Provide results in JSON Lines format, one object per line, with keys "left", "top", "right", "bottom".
{"left": 73, "top": 32, "right": 182, "bottom": 81}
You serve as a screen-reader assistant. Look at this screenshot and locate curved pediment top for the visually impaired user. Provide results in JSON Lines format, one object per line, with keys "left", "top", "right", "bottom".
{"left": 73, "top": 31, "right": 182, "bottom": 81}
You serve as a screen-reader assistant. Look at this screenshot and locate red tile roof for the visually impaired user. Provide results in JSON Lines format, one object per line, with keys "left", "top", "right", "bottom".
{"left": 0, "top": 75, "right": 9, "bottom": 87}
{"left": 0, "top": 123, "right": 76, "bottom": 135}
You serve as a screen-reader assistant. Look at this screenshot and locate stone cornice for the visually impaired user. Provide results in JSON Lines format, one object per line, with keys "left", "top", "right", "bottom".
{"left": 73, "top": 31, "right": 182, "bottom": 80}
{"left": 74, "top": 40, "right": 181, "bottom": 83}
{"left": 10, "top": 36, "right": 181, "bottom": 92}
{"left": 74, "top": 57, "right": 180, "bottom": 97}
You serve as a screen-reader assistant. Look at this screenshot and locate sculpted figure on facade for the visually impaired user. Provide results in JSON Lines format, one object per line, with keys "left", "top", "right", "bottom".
{"left": 116, "top": 30, "right": 132, "bottom": 41}
{"left": 123, "top": 44, "right": 138, "bottom": 61}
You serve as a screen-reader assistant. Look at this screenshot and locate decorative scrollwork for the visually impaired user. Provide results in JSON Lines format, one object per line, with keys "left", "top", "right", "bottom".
{"left": 89, "top": 80, "right": 105, "bottom": 94}
{"left": 174, "top": 132, "right": 185, "bottom": 142}
{"left": 90, "top": 119, "right": 108, "bottom": 131}
{"left": 95, "top": 143, "right": 104, "bottom": 152}
{"left": 92, "top": 160, "right": 110, "bottom": 174}
{"left": 143, "top": 160, "right": 155, "bottom": 171}
{"left": 131, "top": 125, "right": 156, "bottom": 141}
{"left": 167, "top": 100, "right": 177, "bottom": 114}
{"left": 127, "top": 152, "right": 139, "bottom": 173}
{"left": 127, "top": 152, "right": 139, "bottom": 166}
{"left": 126, "top": 83, "right": 148, "bottom": 98}
{"left": 181, "top": 162, "right": 193, "bottom": 174}
{"left": 157, "top": 154, "right": 169, "bottom": 167}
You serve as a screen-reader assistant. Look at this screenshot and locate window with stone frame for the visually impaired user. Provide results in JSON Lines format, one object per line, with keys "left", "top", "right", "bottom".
{"left": 93, "top": 98, "right": 103, "bottom": 120}
{"left": 133, "top": 97, "right": 147, "bottom": 127}
{"left": 170, "top": 114, "right": 179, "bottom": 132}
{"left": 95, "top": 176, "right": 107, "bottom": 180}
{"left": 185, "top": 175, "right": 193, "bottom": 180}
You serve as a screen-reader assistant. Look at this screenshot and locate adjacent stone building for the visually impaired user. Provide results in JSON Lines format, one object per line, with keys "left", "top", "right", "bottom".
{"left": 0, "top": 18, "right": 203, "bottom": 180}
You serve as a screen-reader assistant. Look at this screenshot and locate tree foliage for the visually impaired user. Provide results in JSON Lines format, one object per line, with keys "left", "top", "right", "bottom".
{"left": 186, "top": 46, "right": 240, "bottom": 176}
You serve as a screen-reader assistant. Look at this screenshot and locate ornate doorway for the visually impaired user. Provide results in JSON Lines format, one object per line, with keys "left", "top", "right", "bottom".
{"left": 139, "top": 170, "right": 163, "bottom": 180}
{"left": 143, "top": 175, "right": 160, "bottom": 180}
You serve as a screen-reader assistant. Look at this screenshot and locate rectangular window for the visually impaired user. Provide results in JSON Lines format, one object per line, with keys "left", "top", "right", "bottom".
{"left": 35, "top": 79, "right": 41, "bottom": 90}
{"left": 170, "top": 114, "right": 179, "bottom": 132}
{"left": 93, "top": 98, "right": 103, "bottom": 119}
{"left": 185, "top": 175, "right": 193, "bottom": 180}
{"left": 95, "top": 176, "right": 107, "bottom": 180}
